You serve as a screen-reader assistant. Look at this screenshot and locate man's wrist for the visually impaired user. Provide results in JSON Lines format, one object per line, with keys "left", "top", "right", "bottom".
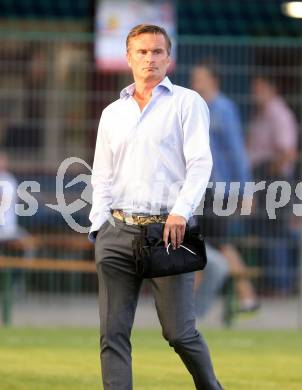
{"left": 169, "top": 213, "right": 187, "bottom": 223}
{"left": 170, "top": 203, "right": 191, "bottom": 222}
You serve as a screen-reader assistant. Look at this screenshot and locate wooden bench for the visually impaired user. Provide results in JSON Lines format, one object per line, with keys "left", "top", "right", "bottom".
{"left": 0, "top": 255, "right": 96, "bottom": 326}
{"left": 0, "top": 248, "right": 261, "bottom": 327}
{"left": 4, "top": 233, "right": 93, "bottom": 252}
{"left": 0, "top": 256, "right": 96, "bottom": 272}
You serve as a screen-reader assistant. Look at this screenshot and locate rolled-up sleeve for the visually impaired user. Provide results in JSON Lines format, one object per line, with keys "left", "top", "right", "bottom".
{"left": 88, "top": 112, "right": 113, "bottom": 241}
{"left": 170, "top": 93, "right": 212, "bottom": 220}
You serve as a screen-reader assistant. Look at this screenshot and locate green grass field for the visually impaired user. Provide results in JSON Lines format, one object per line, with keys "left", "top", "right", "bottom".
{"left": 0, "top": 328, "right": 301, "bottom": 389}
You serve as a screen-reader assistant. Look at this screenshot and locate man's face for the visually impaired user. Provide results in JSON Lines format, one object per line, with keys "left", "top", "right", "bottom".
{"left": 191, "top": 66, "right": 216, "bottom": 100}
{"left": 251, "top": 78, "right": 274, "bottom": 106}
{"left": 126, "top": 33, "right": 170, "bottom": 83}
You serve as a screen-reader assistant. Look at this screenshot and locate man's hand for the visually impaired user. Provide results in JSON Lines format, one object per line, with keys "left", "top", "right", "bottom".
{"left": 163, "top": 214, "right": 187, "bottom": 250}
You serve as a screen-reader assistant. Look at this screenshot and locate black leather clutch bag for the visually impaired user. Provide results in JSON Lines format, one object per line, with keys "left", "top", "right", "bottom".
{"left": 132, "top": 223, "right": 207, "bottom": 278}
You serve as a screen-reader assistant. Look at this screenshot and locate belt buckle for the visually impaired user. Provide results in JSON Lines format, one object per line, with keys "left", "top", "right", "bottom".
{"left": 136, "top": 215, "right": 145, "bottom": 224}
{"left": 124, "top": 213, "right": 135, "bottom": 225}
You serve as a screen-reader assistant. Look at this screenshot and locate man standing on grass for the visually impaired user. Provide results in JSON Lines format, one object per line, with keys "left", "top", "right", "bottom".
{"left": 89, "top": 24, "right": 223, "bottom": 390}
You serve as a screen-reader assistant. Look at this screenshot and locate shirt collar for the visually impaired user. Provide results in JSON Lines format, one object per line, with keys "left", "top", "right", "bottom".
{"left": 120, "top": 76, "right": 173, "bottom": 98}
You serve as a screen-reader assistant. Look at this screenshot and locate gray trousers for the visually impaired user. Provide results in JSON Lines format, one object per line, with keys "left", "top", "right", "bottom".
{"left": 95, "top": 218, "right": 222, "bottom": 390}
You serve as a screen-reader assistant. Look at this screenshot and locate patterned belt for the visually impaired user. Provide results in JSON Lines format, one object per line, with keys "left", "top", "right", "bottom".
{"left": 111, "top": 210, "right": 167, "bottom": 225}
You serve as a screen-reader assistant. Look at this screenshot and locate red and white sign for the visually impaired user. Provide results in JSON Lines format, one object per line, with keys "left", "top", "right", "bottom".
{"left": 95, "top": 0, "right": 176, "bottom": 71}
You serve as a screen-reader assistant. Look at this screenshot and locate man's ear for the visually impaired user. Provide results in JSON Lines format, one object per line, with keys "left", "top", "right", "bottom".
{"left": 166, "top": 54, "right": 171, "bottom": 69}
{"left": 126, "top": 52, "right": 131, "bottom": 68}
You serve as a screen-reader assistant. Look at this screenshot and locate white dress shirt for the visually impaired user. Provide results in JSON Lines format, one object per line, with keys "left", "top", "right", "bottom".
{"left": 0, "top": 171, "right": 19, "bottom": 240}
{"left": 89, "top": 76, "right": 212, "bottom": 240}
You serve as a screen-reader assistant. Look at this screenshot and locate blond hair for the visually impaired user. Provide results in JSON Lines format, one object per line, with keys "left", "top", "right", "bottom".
{"left": 126, "top": 24, "right": 171, "bottom": 55}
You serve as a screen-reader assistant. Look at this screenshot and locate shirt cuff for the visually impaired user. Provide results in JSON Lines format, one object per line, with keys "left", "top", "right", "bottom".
{"left": 88, "top": 212, "right": 110, "bottom": 243}
{"left": 170, "top": 201, "right": 192, "bottom": 222}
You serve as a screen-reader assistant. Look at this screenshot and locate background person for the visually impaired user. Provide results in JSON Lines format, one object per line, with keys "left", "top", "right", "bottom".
{"left": 248, "top": 75, "right": 298, "bottom": 295}
{"left": 0, "top": 151, "right": 36, "bottom": 294}
{"left": 0, "top": 151, "right": 34, "bottom": 249}
{"left": 191, "top": 59, "right": 259, "bottom": 313}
